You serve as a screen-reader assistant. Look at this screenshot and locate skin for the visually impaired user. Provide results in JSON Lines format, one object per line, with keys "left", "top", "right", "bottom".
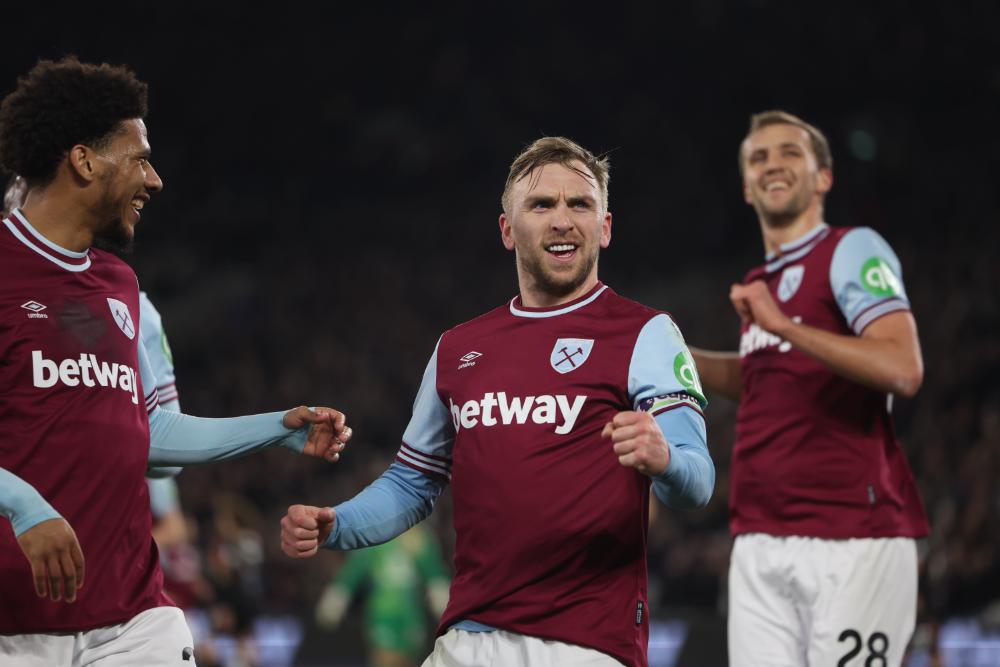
{"left": 691, "top": 122, "right": 923, "bottom": 400}
{"left": 21, "top": 118, "right": 163, "bottom": 253}
{"left": 280, "top": 158, "right": 674, "bottom": 561}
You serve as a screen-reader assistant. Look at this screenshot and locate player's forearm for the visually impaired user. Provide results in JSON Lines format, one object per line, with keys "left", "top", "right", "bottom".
{"left": 325, "top": 462, "right": 445, "bottom": 550}
{"left": 651, "top": 409, "right": 715, "bottom": 509}
{"left": 147, "top": 409, "right": 306, "bottom": 465}
{"left": 689, "top": 348, "right": 741, "bottom": 401}
{"left": 775, "top": 318, "right": 923, "bottom": 397}
{"left": 0, "top": 467, "right": 61, "bottom": 536}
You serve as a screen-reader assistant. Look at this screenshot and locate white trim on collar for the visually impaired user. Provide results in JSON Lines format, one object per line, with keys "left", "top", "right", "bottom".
{"left": 5, "top": 208, "right": 91, "bottom": 272}
{"left": 509, "top": 284, "right": 609, "bottom": 319}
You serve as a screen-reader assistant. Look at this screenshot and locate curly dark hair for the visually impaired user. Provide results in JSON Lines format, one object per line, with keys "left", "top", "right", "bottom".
{"left": 0, "top": 56, "right": 148, "bottom": 186}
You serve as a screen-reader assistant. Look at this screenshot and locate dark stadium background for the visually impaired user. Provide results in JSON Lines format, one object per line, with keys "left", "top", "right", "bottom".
{"left": 3, "top": 4, "right": 998, "bottom": 666}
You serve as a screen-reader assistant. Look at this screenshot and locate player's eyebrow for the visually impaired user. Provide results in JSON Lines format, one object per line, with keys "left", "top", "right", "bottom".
{"left": 566, "top": 195, "right": 596, "bottom": 207}
{"left": 525, "top": 195, "right": 558, "bottom": 208}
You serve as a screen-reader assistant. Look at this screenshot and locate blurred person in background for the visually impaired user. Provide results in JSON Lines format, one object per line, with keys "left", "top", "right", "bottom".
{"left": 315, "top": 523, "right": 450, "bottom": 667}
{"left": 690, "top": 110, "right": 928, "bottom": 667}
{"left": 282, "top": 136, "right": 715, "bottom": 667}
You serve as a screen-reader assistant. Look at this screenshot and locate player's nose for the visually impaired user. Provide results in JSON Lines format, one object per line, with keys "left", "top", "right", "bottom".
{"left": 145, "top": 162, "right": 164, "bottom": 193}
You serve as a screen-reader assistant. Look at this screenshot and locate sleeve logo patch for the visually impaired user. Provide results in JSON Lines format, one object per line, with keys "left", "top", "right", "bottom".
{"left": 673, "top": 351, "right": 705, "bottom": 404}
{"left": 861, "top": 257, "right": 901, "bottom": 297}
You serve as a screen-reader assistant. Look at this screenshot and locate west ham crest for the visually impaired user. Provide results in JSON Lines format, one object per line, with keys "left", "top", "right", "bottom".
{"left": 550, "top": 338, "right": 594, "bottom": 374}
{"left": 777, "top": 265, "right": 804, "bottom": 302}
{"left": 107, "top": 298, "right": 136, "bottom": 340}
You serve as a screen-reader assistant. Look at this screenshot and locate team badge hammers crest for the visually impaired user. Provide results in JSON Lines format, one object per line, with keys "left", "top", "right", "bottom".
{"left": 550, "top": 338, "right": 594, "bottom": 374}
{"left": 107, "top": 298, "right": 136, "bottom": 340}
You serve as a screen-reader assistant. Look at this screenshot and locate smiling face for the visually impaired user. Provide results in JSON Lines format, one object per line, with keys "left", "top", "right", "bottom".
{"left": 90, "top": 118, "right": 163, "bottom": 251}
{"left": 499, "top": 160, "right": 612, "bottom": 306}
{"left": 741, "top": 122, "right": 831, "bottom": 229}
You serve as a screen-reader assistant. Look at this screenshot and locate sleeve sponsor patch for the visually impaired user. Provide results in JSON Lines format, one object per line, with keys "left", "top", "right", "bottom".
{"left": 638, "top": 392, "right": 704, "bottom": 417}
{"left": 860, "top": 257, "right": 903, "bottom": 297}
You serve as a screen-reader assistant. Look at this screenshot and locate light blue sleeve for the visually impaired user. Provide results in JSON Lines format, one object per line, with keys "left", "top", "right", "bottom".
{"left": 147, "top": 408, "right": 308, "bottom": 466}
{"left": 830, "top": 227, "right": 911, "bottom": 334}
{"left": 395, "top": 339, "right": 455, "bottom": 478}
{"left": 323, "top": 340, "right": 452, "bottom": 550}
{"left": 323, "top": 462, "right": 446, "bottom": 550}
{"left": 138, "top": 292, "right": 177, "bottom": 393}
{"left": 0, "top": 467, "right": 61, "bottom": 537}
{"left": 628, "top": 314, "right": 714, "bottom": 509}
{"left": 147, "top": 477, "right": 180, "bottom": 518}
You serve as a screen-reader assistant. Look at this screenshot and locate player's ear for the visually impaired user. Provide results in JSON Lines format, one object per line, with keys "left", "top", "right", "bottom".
{"left": 816, "top": 168, "right": 833, "bottom": 196}
{"left": 68, "top": 145, "right": 98, "bottom": 183}
{"left": 742, "top": 178, "right": 753, "bottom": 205}
{"left": 599, "top": 211, "right": 612, "bottom": 249}
{"left": 499, "top": 213, "right": 515, "bottom": 251}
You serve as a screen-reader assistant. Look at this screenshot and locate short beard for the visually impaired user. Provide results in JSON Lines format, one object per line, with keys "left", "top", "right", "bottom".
{"left": 519, "top": 247, "right": 597, "bottom": 300}
{"left": 92, "top": 217, "right": 134, "bottom": 254}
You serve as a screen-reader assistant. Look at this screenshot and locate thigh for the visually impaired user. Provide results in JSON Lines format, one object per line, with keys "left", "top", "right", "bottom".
{"left": 78, "top": 607, "right": 196, "bottom": 667}
{"left": 808, "top": 538, "right": 917, "bottom": 667}
{"left": 0, "top": 633, "right": 73, "bottom": 667}
{"left": 728, "top": 534, "right": 807, "bottom": 667}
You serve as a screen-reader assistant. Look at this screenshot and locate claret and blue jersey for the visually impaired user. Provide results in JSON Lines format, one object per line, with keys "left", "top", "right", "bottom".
{"left": 732, "top": 223, "right": 929, "bottom": 539}
{"left": 326, "top": 282, "right": 714, "bottom": 667}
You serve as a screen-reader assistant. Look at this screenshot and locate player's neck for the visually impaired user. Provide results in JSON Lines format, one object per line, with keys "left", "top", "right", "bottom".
{"left": 20, "top": 192, "right": 96, "bottom": 253}
{"left": 759, "top": 206, "right": 825, "bottom": 257}
{"left": 518, "top": 274, "right": 600, "bottom": 308}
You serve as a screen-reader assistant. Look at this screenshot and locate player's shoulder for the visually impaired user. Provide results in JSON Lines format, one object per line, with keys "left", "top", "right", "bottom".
{"left": 440, "top": 300, "right": 512, "bottom": 341}
{"left": 91, "top": 247, "right": 139, "bottom": 281}
{"left": 599, "top": 288, "right": 685, "bottom": 334}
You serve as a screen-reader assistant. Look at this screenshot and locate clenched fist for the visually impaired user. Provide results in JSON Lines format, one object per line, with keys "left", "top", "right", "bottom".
{"left": 602, "top": 411, "right": 671, "bottom": 476}
{"left": 281, "top": 504, "right": 336, "bottom": 558}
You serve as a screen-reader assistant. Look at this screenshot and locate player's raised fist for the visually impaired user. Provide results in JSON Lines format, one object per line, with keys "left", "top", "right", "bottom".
{"left": 283, "top": 406, "right": 353, "bottom": 463}
{"left": 16, "top": 517, "right": 86, "bottom": 603}
{"left": 281, "top": 504, "right": 335, "bottom": 558}
{"left": 602, "top": 411, "right": 671, "bottom": 477}
{"left": 730, "top": 281, "right": 791, "bottom": 335}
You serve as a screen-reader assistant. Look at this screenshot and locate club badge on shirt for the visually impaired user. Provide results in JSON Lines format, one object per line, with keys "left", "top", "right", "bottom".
{"left": 778, "top": 265, "right": 805, "bottom": 302}
{"left": 107, "top": 298, "right": 136, "bottom": 340}
{"left": 550, "top": 338, "right": 594, "bottom": 374}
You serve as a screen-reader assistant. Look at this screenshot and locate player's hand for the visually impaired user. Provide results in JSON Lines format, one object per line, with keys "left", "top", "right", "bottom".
{"left": 16, "top": 518, "right": 85, "bottom": 603}
{"left": 282, "top": 406, "right": 353, "bottom": 463}
{"left": 602, "top": 411, "right": 670, "bottom": 476}
{"left": 281, "top": 504, "right": 335, "bottom": 558}
{"left": 730, "top": 280, "right": 793, "bottom": 335}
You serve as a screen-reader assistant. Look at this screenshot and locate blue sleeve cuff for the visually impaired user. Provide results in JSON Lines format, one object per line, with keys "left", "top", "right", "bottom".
{"left": 324, "top": 462, "right": 446, "bottom": 550}
{"left": 0, "top": 468, "right": 62, "bottom": 537}
{"left": 148, "top": 408, "right": 302, "bottom": 465}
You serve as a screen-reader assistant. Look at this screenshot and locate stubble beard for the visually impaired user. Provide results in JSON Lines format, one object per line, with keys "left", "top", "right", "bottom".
{"left": 519, "top": 245, "right": 598, "bottom": 300}
{"left": 91, "top": 175, "right": 135, "bottom": 254}
{"left": 755, "top": 180, "right": 813, "bottom": 230}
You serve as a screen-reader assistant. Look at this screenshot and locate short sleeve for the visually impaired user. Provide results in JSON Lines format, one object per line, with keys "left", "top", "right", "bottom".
{"left": 830, "top": 228, "right": 910, "bottom": 334}
{"left": 396, "top": 338, "right": 455, "bottom": 479}
{"left": 628, "top": 314, "right": 706, "bottom": 417}
{"left": 139, "top": 293, "right": 179, "bottom": 404}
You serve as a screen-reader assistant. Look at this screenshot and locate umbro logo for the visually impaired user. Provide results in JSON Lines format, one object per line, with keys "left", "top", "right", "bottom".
{"left": 21, "top": 301, "right": 48, "bottom": 319}
{"left": 458, "top": 351, "right": 482, "bottom": 370}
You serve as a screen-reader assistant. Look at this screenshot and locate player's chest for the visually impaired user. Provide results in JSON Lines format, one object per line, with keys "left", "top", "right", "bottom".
{"left": 0, "top": 272, "right": 140, "bottom": 362}
{"left": 739, "top": 261, "right": 842, "bottom": 362}
{"left": 438, "top": 326, "right": 633, "bottom": 431}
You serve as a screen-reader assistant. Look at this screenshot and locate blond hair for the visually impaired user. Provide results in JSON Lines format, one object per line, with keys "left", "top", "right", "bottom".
{"left": 502, "top": 136, "right": 610, "bottom": 212}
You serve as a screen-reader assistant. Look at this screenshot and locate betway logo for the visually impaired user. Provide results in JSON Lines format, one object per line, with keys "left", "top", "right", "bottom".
{"left": 32, "top": 351, "right": 139, "bottom": 405}
{"left": 449, "top": 392, "right": 586, "bottom": 435}
{"left": 739, "top": 317, "right": 802, "bottom": 357}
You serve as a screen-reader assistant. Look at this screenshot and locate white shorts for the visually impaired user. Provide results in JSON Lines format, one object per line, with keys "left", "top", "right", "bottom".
{"left": 0, "top": 606, "right": 195, "bottom": 667}
{"left": 422, "top": 628, "right": 622, "bottom": 667}
{"left": 728, "top": 533, "right": 917, "bottom": 667}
